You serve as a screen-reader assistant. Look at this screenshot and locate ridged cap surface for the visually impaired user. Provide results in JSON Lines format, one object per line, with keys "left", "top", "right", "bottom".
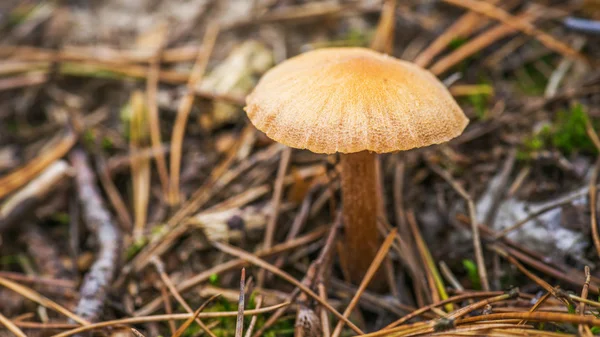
{"left": 245, "top": 47, "right": 468, "bottom": 154}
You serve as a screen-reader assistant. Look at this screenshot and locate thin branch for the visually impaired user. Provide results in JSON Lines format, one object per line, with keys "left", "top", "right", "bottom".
{"left": 0, "top": 160, "right": 72, "bottom": 232}
{"left": 252, "top": 216, "right": 341, "bottom": 337}
{"left": 150, "top": 257, "right": 217, "bottom": 337}
{"left": 407, "top": 211, "right": 451, "bottom": 310}
{"left": 160, "top": 285, "right": 177, "bottom": 335}
{"left": 578, "top": 266, "right": 593, "bottom": 336}
{"left": 490, "top": 244, "right": 568, "bottom": 306}
{"left": 383, "top": 291, "right": 503, "bottom": 330}
{"left": 318, "top": 282, "right": 331, "bottom": 337}
{"left": 129, "top": 143, "right": 284, "bottom": 273}
{"left": 518, "top": 291, "right": 552, "bottom": 325}
{"left": 51, "top": 303, "right": 290, "bottom": 337}
{"left": 586, "top": 119, "right": 600, "bottom": 260}
{"left": 212, "top": 241, "right": 364, "bottom": 335}
{"left": 244, "top": 295, "right": 262, "bottom": 337}
{"left": 414, "top": 0, "right": 501, "bottom": 67}
{"left": 0, "top": 129, "right": 76, "bottom": 199}
{"left": 70, "top": 149, "right": 122, "bottom": 322}
{"left": 146, "top": 31, "right": 170, "bottom": 198}
{"left": 130, "top": 90, "right": 151, "bottom": 240}
{"left": 235, "top": 268, "right": 246, "bottom": 337}
{"left": 171, "top": 294, "right": 220, "bottom": 337}
{"left": 370, "top": 0, "right": 396, "bottom": 53}
{"left": 0, "top": 313, "right": 27, "bottom": 337}
{"left": 442, "top": 0, "right": 589, "bottom": 63}
{"left": 331, "top": 229, "right": 397, "bottom": 337}
{"left": 428, "top": 162, "right": 490, "bottom": 291}
{"left": 135, "top": 226, "right": 327, "bottom": 316}
{"left": 259, "top": 147, "right": 292, "bottom": 286}
{"left": 430, "top": 10, "right": 539, "bottom": 75}
{"left": 0, "top": 276, "right": 89, "bottom": 325}
{"left": 494, "top": 187, "right": 591, "bottom": 239}
{"left": 168, "top": 21, "right": 220, "bottom": 205}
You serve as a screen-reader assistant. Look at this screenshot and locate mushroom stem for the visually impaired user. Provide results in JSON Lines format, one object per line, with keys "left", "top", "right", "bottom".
{"left": 339, "top": 151, "right": 380, "bottom": 284}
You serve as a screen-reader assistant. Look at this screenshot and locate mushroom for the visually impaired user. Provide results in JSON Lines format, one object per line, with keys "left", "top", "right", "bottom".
{"left": 245, "top": 47, "right": 468, "bottom": 284}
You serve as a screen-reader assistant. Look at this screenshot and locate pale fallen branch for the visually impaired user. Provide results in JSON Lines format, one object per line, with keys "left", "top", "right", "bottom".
{"left": 70, "top": 149, "right": 122, "bottom": 322}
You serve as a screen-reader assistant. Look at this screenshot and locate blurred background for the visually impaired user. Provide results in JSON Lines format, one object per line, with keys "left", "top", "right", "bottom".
{"left": 2, "top": 0, "right": 600, "bottom": 336}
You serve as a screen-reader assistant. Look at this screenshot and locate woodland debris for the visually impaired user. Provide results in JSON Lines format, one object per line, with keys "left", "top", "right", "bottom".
{"left": 70, "top": 149, "right": 121, "bottom": 322}
{"left": 0, "top": 130, "right": 76, "bottom": 200}
{"left": 197, "top": 40, "right": 273, "bottom": 130}
{"left": 0, "top": 160, "right": 72, "bottom": 232}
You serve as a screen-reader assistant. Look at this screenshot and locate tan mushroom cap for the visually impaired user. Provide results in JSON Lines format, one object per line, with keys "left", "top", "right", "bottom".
{"left": 245, "top": 47, "right": 469, "bottom": 154}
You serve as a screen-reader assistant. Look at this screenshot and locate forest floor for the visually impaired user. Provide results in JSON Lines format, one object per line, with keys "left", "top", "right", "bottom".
{"left": 1, "top": 0, "right": 600, "bottom": 336}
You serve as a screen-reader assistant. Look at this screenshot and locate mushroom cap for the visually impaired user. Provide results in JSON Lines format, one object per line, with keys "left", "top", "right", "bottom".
{"left": 245, "top": 47, "right": 469, "bottom": 154}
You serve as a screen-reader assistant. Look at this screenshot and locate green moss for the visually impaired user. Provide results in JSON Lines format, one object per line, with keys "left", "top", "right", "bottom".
{"left": 462, "top": 259, "right": 481, "bottom": 290}
{"left": 60, "top": 63, "right": 127, "bottom": 80}
{"left": 83, "top": 129, "right": 96, "bottom": 148}
{"left": 516, "top": 65, "right": 547, "bottom": 95}
{"left": 448, "top": 36, "right": 467, "bottom": 50}
{"left": 101, "top": 137, "right": 114, "bottom": 151}
{"left": 181, "top": 324, "right": 202, "bottom": 337}
{"left": 551, "top": 104, "right": 596, "bottom": 155}
{"left": 518, "top": 104, "right": 597, "bottom": 160}
{"left": 209, "top": 273, "right": 220, "bottom": 286}
{"left": 51, "top": 212, "right": 70, "bottom": 225}
{"left": 567, "top": 303, "right": 577, "bottom": 314}
{"left": 344, "top": 28, "right": 371, "bottom": 47}
{"left": 187, "top": 294, "right": 295, "bottom": 337}
{"left": 125, "top": 237, "right": 147, "bottom": 260}
{"left": 514, "top": 55, "right": 554, "bottom": 95}
{"left": 119, "top": 100, "right": 133, "bottom": 141}
{"left": 517, "top": 124, "right": 551, "bottom": 160}
{"left": 457, "top": 82, "right": 493, "bottom": 120}
{"left": 316, "top": 28, "right": 372, "bottom": 48}
{"left": 467, "top": 92, "right": 488, "bottom": 120}
{"left": 0, "top": 255, "right": 20, "bottom": 265}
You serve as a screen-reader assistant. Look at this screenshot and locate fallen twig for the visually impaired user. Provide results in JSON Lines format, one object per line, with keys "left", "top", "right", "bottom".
{"left": 407, "top": 211, "right": 451, "bottom": 310}
{"left": 213, "top": 239, "right": 363, "bottom": 334}
{"left": 135, "top": 227, "right": 328, "bottom": 316}
{"left": 244, "top": 295, "right": 262, "bottom": 337}
{"left": 331, "top": 228, "right": 397, "bottom": 337}
{"left": 427, "top": 161, "right": 490, "bottom": 291}
{"left": 442, "top": 0, "right": 589, "bottom": 63}
{"left": 586, "top": 120, "right": 600, "bottom": 260}
{"left": 70, "top": 148, "right": 122, "bottom": 322}
{"left": 0, "top": 276, "right": 89, "bottom": 325}
{"left": 430, "top": 10, "right": 540, "bottom": 75}
{"left": 145, "top": 25, "right": 170, "bottom": 199}
{"left": 235, "top": 268, "right": 246, "bottom": 337}
{"left": 414, "top": 0, "right": 502, "bottom": 67}
{"left": 0, "top": 160, "right": 72, "bottom": 232}
{"left": 168, "top": 21, "right": 220, "bottom": 205}
{"left": 127, "top": 143, "right": 285, "bottom": 272}
{"left": 150, "top": 256, "right": 217, "bottom": 337}
{"left": 51, "top": 302, "right": 291, "bottom": 337}
{"left": 254, "top": 213, "right": 341, "bottom": 337}
{"left": 370, "top": 0, "right": 396, "bottom": 54}
{"left": 171, "top": 294, "right": 220, "bottom": 337}
{"left": 0, "top": 129, "right": 76, "bottom": 199}
{"left": 578, "top": 266, "right": 593, "bottom": 336}
{"left": 130, "top": 91, "right": 151, "bottom": 239}
{"left": 259, "top": 147, "right": 292, "bottom": 286}
{"left": 0, "top": 312, "right": 27, "bottom": 337}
